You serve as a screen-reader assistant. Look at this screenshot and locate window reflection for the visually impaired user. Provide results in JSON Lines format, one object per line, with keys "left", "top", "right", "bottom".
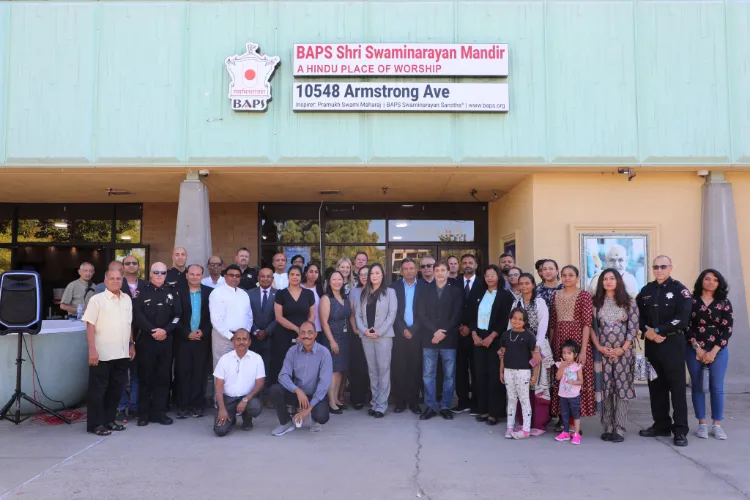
{"left": 325, "top": 220, "right": 385, "bottom": 244}
{"left": 388, "top": 220, "right": 474, "bottom": 242}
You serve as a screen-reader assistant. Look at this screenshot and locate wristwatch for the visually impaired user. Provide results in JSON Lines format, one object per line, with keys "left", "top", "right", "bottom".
{"left": 241, "top": 397, "right": 248, "bottom": 403}
{"left": 691, "top": 343, "right": 700, "bottom": 351}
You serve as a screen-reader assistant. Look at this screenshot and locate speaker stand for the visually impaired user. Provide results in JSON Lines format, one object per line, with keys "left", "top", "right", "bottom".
{"left": 0, "top": 332, "right": 71, "bottom": 425}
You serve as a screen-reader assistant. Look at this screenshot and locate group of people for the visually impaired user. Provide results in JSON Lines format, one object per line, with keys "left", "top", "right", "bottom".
{"left": 69, "top": 246, "right": 734, "bottom": 446}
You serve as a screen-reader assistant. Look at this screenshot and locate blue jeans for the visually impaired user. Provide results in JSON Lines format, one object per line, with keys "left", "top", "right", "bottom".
{"left": 559, "top": 395, "right": 581, "bottom": 433}
{"left": 117, "top": 359, "right": 138, "bottom": 412}
{"left": 423, "top": 348, "right": 456, "bottom": 411}
{"left": 685, "top": 346, "right": 728, "bottom": 421}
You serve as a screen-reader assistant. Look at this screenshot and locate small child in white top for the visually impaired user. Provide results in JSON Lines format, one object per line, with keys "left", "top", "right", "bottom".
{"left": 554, "top": 339, "right": 583, "bottom": 445}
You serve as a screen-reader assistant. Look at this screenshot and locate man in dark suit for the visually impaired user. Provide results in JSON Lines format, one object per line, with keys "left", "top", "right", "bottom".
{"left": 175, "top": 264, "right": 213, "bottom": 419}
{"left": 248, "top": 267, "right": 276, "bottom": 406}
{"left": 115, "top": 255, "right": 148, "bottom": 423}
{"left": 390, "top": 258, "right": 422, "bottom": 415}
{"left": 416, "top": 261, "right": 463, "bottom": 421}
{"left": 453, "top": 253, "right": 486, "bottom": 414}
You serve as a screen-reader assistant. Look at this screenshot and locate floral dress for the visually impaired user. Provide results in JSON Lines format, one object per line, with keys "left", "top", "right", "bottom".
{"left": 550, "top": 289, "right": 595, "bottom": 417}
{"left": 687, "top": 298, "right": 734, "bottom": 349}
{"left": 536, "top": 283, "right": 564, "bottom": 311}
{"left": 594, "top": 297, "right": 638, "bottom": 409}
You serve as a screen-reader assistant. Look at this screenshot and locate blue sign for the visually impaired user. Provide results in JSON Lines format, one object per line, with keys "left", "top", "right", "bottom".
{"left": 284, "top": 246, "right": 311, "bottom": 271}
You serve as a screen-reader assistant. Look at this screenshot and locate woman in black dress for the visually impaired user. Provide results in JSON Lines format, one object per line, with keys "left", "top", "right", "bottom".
{"left": 270, "top": 265, "right": 316, "bottom": 386}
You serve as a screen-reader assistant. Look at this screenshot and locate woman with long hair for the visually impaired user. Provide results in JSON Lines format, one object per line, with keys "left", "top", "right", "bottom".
{"left": 536, "top": 259, "right": 564, "bottom": 308}
{"left": 687, "top": 269, "right": 733, "bottom": 440}
{"left": 271, "top": 265, "right": 316, "bottom": 385}
{"left": 590, "top": 269, "right": 638, "bottom": 442}
{"left": 348, "top": 265, "right": 371, "bottom": 409}
{"left": 336, "top": 257, "right": 356, "bottom": 295}
{"left": 320, "top": 271, "right": 351, "bottom": 414}
{"left": 302, "top": 262, "right": 326, "bottom": 349}
{"left": 470, "top": 265, "right": 515, "bottom": 426}
{"left": 511, "top": 272, "right": 553, "bottom": 435}
{"left": 507, "top": 266, "right": 523, "bottom": 300}
{"left": 355, "top": 263, "right": 398, "bottom": 417}
{"left": 549, "top": 265, "right": 595, "bottom": 428}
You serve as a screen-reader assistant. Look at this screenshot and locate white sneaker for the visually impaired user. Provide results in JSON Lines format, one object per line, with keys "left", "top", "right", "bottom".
{"left": 272, "top": 421, "right": 296, "bottom": 437}
{"left": 696, "top": 424, "right": 708, "bottom": 439}
{"left": 711, "top": 424, "right": 727, "bottom": 440}
{"left": 310, "top": 421, "right": 323, "bottom": 432}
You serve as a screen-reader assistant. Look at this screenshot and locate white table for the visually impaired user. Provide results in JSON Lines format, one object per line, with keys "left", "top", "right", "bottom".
{"left": 0, "top": 320, "right": 88, "bottom": 415}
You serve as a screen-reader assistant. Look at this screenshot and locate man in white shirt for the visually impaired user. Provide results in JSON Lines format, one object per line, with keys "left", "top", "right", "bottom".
{"left": 272, "top": 253, "right": 289, "bottom": 290}
{"left": 82, "top": 268, "right": 135, "bottom": 436}
{"left": 201, "top": 256, "right": 226, "bottom": 288}
{"left": 209, "top": 264, "right": 253, "bottom": 369}
{"left": 213, "top": 329, "right": 265, "bottom": 436}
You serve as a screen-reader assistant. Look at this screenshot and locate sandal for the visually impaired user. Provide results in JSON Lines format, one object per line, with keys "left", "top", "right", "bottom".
{"left": 105, "top": 422, "right": 126, "bottom": 432}
{"left": 88, "top": 425, "right": 112, "bottom": 436}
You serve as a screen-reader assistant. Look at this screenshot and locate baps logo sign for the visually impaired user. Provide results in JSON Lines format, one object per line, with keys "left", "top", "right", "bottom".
{"left": 225, "top": 43, "right": 280, "bottom": 111}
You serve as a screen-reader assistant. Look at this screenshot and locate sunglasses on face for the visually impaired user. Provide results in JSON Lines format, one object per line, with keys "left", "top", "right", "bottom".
{"left": 152, "top": 270, "right": 167, "bottom": 275}
{"left": 420, "top": 264, "right": 434, "bottom": 268}
{"left": 652, "top": 265, "right": 670, "bottom": 270}
{"left": 124, "top": 262, "right": 138, "bottom": 266}
{"left": 226, "top": 273, "right": 241, "bottom": 278}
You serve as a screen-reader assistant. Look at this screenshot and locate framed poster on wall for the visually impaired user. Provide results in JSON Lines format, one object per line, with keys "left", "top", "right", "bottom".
{"left": 579, "top": 232, "right": 649, "bottom": 298}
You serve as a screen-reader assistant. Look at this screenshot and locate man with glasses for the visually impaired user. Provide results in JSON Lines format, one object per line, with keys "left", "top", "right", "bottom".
{"left": 60, "top": 262, "right": 97, "bottom": 316}
{"left": 636, "top": 255, "right": 692, "bottom": 447}
{"left": 209, "top": 264, "right": 253, "bottom": 370}
{"left": 454, "top": 253, "right": 485, "bottom": 414}
{"left": 235, "top": 247, "right": 258, "bottom": 291}
{"left": 213, "top": 329, "right": 265, "bottom": 436}
{"left": 418, "top": 255, "right": 436, "bottom": 284}
{"left": 115, "top": 255, "right": 147, "bottom": 422}
{"left": 133, "top": 262, "right": 182, "bottom": 426}
{"left": 202, "top": 256, "right": 225, "bottom": 289}
{"left": 166, "top": 247, "right": 189, "bottom": 289}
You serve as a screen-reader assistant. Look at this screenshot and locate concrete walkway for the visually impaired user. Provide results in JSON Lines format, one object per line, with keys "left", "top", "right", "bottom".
{"left": 1, "top": 393, "right": 748, "bottom": 500}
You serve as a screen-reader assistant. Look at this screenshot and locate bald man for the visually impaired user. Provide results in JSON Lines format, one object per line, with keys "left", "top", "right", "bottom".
{"left": 133, "top": 262, "right": 182, "bottom": 426}
{"left": 95, "top": 260, "right": 124, "bottom": 294}
{"left": 60, "top": 262, "right": 97, "bottom": 315}
{"left": 588, "top": 244, "right": 639, "bottom": 298}
{"left": 166, "top": 247, "right": 189, "bottom": 289}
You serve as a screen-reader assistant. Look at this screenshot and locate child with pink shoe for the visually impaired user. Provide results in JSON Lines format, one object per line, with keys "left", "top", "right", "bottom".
{"left": 554, "top": 340, "right": 583, "bottom": 445}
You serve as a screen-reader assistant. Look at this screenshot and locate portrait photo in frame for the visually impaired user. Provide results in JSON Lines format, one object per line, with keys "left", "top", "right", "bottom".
{"left": 579, "top": 232, "right": 650, "bottom": 298}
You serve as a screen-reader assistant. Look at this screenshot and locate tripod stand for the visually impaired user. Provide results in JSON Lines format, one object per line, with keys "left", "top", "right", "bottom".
{"left": 0, "top": 332, "right": 71, "bottom": 425}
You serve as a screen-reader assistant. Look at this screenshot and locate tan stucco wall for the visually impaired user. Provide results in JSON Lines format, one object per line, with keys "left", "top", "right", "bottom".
{"left": 488, "top": 175, "right": 534, "bottom": 271}
{"left": 726, "top": 172, "right": 750, "bottom": 314}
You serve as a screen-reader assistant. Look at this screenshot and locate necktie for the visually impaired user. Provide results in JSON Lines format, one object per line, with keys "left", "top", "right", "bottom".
{"left": 261, "top": 290, "right": 268, "bottom": 312}
{"left": 464, "top": 279, "right": 471, "bottom": 300}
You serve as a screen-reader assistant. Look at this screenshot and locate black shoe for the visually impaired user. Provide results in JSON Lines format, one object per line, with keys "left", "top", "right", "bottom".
{"left": 611, "top": 433, "right": 625, "bottom": 443}
{"left": 154, "top": 415, "right": 173, "bottom": 426}
{"left": 485, "top": 418, "right": 499, "bottom": 426}
{"left": 338, "top": 404, "right": 349, "bottom": 410}
{"left": 353, "top": 403, "right": 364, "bottom": 410}
{"left": 176, "top": 411, "right": 188, "bottom": 420}
{"left": 639, "top": 426, "right": 671, "bottom": 438}
{"left": 368, "top": 409, "right": 377, "bottom": 417}
{"left": 673, "top": 434, "right": 688, "bottom": 447}
{"left": 192, "top": 409, "right": 204, "bottom": 418}
{"left": 105, "top": 422, "right": 126, "bottom": 432}
{"left": 410, "top": 405, "right": 422, "bottom": 415}
{"left": 241, "top": 419, "right": 254, "bottom": 431}
{"left": 451, "top": 405, "right": 469, "bottom": 414}
{"left": 440, "top": 409, "right": 454, "bottom": 420}
{"left": 329, "top": 406, "right": 343, "bottom": 415}
{"left": 137, "top": 418, "right": 149, "bottom": 427}
{"left": 374, "top": 411, "right": 385, "bottom": 418}
{"left": 475, "top": 415, "right": 488, "bottom": 423}
{"left": 393, "top": 406, "right": 405, "bottom": 414}
{"left": 419, "top": 408, "right": 437, "bottom": 421}
{"left": 601, "top": 432, "right": 613, "bottom": 441}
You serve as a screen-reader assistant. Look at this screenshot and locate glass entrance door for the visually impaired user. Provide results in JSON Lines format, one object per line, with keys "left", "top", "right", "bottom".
{"left": 389, "top": 247, "right": 437, "bottom": 283}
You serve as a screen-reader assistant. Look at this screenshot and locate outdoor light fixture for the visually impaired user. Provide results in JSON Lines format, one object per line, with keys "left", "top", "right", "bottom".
{"left": 53, "top": 221, "right": 68, "bottom": 229}
{"left": 401, "top": 204, "right": 414, "bottom": 208}
{"left": 396, "top": 222, "right": 408, "bottom": 228}
{"left": 617, "top": 167, "right": 636, "bottom": 181}
{"left": 120, "top": 235, "right": 132, "bottom": 240}
{"left": 392, "top": 236, "right": 402, "bottom": 240}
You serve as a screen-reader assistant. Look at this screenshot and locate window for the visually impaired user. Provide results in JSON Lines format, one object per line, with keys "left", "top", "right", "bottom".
{"left": 116, "top": 204, "right": 143, "bottom": 243}
{"left": 388, "top": 220, "right": 474, "bottom": 242}
{"left": 0, "top": 248, "right": 10, "bottom": 274}
{"left": 261, "top": 219, "right": 320, "bottom": 244}
{"left": 115, "top": 248, "right": 147, "bottom": 279}
{"left": 325, "top": 246, "right": 386, "bottom": 272}
{"left": 325, "top": 220, "right": 385, "bottom": 244}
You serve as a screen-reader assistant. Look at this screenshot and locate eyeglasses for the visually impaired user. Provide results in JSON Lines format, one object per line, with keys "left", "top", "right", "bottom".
{"left": 124, "top": 262, "right": 139, "bottom": 266}
{"left": 225, "top": 273, "right": 241, "bottom": 278}
{"left": 208, "top": 262, "right": 222, "bottom": 267}
{"left": 508, "top": 273, "right": 521, "bottom": 278}
{"left": 152, "top": 270, "right": 167, "bottom": 275}
{"left": 420, "top": 264, "right": 434, "bottom": 268}
{"left": 652, "top": 265, "right": 670, "bottom": 270}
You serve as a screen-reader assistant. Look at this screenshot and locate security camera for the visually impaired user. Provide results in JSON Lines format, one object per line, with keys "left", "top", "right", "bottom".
{"left": 697, "top": 170, "right": 709, "bottom": 178}
{"left": 198, "top": 169, "right": 210, "bottom": 177}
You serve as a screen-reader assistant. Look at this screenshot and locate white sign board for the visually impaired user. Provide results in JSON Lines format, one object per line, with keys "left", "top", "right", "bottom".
{"left": 292, "top": 82, "right": 509, "bottom": 113}
{"left": 225, "top": 42, "right": 280, "bottom": 111}
{"left": 293, "top": 43, "right": 508, "bottom": 77}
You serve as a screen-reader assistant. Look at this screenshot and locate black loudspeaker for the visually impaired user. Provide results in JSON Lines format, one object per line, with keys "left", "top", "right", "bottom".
{"left": 0, "top": 271, "right": 42, "bottom": 335}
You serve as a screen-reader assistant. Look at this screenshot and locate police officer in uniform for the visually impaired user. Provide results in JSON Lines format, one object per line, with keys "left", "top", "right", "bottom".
{"left": 134, "top": 262, "right": 182, "bottom": 426}
{"left": 166, "top": 247, "right": 188, "bottom": 289}
{"left": 635, "top": 255, "right": 691, "bottom": 447}
{"left": 234, "top": 247, "right": 258, "bottom": 291}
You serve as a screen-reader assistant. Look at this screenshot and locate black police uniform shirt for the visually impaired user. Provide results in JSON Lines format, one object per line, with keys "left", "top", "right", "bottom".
{"left": 134, "top": 284, "right": 183, "bottom": 339}
{"left": 238, "top": 267, "right": 258, "bottom": 291}
{"left": 635, "top": 277, "right": 692, "bottom": 336}
{"left": 165, "top": 267, "right": 188, "bottom": 289}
